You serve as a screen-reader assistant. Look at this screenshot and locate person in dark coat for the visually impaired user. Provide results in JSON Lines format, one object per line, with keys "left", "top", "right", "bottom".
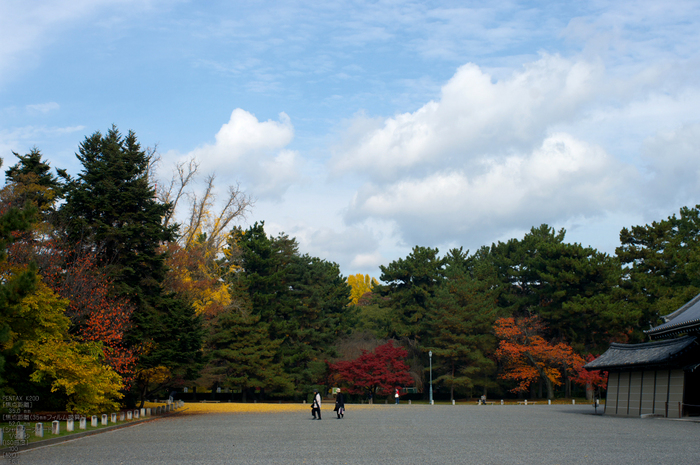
{"left": 334, "top": 389, "right": 345, "bottom": 419}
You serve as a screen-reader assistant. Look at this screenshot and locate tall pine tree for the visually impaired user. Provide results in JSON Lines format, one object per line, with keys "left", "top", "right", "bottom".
{"left": 60, "top": 127, "right": 202, "bottom": 406}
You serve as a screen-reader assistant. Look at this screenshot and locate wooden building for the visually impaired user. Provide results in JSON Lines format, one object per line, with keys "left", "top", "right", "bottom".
{"left": 585, "top": 294, "right": 700, "bottom": 418}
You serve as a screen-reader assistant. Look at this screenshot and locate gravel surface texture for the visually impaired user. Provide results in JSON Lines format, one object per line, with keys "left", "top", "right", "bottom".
{"left": 14, "top": 404, "right": 700, "bottom": 464}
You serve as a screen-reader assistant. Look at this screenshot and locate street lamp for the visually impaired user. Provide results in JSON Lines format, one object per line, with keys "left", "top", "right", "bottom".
{"left": 429, "top": 350, "right": 433, "bottom": 405}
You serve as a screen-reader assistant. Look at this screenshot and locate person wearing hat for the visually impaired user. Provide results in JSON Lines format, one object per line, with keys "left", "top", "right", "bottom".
{"left": 311, "top": 389, "right": 322, "bottom": 420}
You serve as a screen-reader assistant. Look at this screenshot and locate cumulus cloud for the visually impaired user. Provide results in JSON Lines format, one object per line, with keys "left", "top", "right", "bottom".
{"left": 332, "top": 54, "right": 654, "bottom": 248}
{"left": 279, "top": 223, "right": 384, "bottom": 275}
{"left": 333, "top": 54, "right": 605, "bottom": 181}
{"left": 182, "top": 109, "right": 300, "bottom": 199}
{"left": 345, "top": 133, "right": 630, "bottom": 246}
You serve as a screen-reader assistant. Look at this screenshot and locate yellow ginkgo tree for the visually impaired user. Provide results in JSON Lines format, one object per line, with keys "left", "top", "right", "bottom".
{"left": 347, "top": 273, "right": 379, "bottom": 305}
{"left": 12, "top": 276, "right": 123, "bottom": 414}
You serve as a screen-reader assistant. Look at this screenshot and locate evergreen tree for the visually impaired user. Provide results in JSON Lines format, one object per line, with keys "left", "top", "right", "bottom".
{"left": 617, "top": 205, "right": 700, "bottom": 325}
{"left": 223, "top": 222, "right": 351, "bottom": 397}
{"left": 376, "top": 246, "right": 446, "bottom": 342}
{"left": 59, "top": 127, "right": 202, "bottom": 405}
{"left": 4, "top": 148, "right": 63, "bottom": 213}
{"left": 488, "top": 225, "right": 630, "bottom": 352}
{"left": 208, "top": 309, "right": 291, "bottom": 401}
{"left": 0, "top": 183, "right": 37, "bottom": 396}
{"left": 283, "top": 254, "right": 351, "bottom": 393}
{"left": 425, "top": 248, "right": 501, "bottom": 400}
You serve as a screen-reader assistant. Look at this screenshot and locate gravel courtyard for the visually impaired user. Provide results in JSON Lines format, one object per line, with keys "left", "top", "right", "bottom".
{"left": 17, "top": 404, "right": 700, "bottom": 464}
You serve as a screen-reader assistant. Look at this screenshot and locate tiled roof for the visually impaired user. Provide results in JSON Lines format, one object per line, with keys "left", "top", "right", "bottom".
{"left": 584, "top": 336, "right": 697, "bottom": 370}
{"left": 646, "top": 293, "right": 700, "bottom": 339}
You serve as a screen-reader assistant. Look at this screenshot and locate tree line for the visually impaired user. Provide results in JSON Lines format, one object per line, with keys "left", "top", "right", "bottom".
{"left": 2, "top": 127, "right": 699, "bottom": 412}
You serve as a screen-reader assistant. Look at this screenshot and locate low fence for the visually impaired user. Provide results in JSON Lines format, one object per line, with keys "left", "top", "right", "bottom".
{"left": 1, "top": 400, "right": 185, "bottom": 451}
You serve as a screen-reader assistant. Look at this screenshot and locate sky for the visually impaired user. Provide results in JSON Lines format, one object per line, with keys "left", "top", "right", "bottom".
{"left": 2, "top": 0, "right": 700, "bottom": 278}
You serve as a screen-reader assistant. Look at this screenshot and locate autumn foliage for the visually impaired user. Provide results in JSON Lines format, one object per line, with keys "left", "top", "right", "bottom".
{"left": 571, "top": 354, "right": 607, "bottom": 391}
{"left": 26, "top": 241, "right": 137, "bottom": 382}
{"left": 494, "top": 316, "right": 584, "bottom": 397}
{"left": 328, "top": 341, "right": 414, "bottom": 397}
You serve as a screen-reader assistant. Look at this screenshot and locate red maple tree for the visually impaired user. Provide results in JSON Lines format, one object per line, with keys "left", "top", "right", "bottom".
{"left": 329, "top": 341, "right": 414, "bottom": 397}
{"left": 571, "top": 353, "right": 607, "bottom": 391}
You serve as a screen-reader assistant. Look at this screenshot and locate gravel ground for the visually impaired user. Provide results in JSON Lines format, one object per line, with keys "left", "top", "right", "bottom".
{"left": 13, "top": 404, "right": 700, "bottom": 465}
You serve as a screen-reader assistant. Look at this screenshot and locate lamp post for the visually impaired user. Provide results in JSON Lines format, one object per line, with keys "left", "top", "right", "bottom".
{"left": 429, "top": 350, "right": 433, "bottom": 405}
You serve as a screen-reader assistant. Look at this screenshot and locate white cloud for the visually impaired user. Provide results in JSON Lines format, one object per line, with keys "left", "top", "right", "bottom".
{"left": 0, "top": 0, "right": 161, "bottom": 87}
{"left": 174, "top": 109, "right": 300, "bottom": 200}
{"left": 329, "top": 49, "right": 700, "bottom": 252}
{"left": 333, "top": 54, "right": 604, "bottom": 181}
{"left": 641, "top": 123, "right": 700, "bottom": 208}
{"left": 345, "top": 133, "right": 630, "bottom": 246}
{"left": 350, "top": 252, "right": 384, "bottom": 271}
{"left": 26, "top": 102, "right": 60, "bottom": 114}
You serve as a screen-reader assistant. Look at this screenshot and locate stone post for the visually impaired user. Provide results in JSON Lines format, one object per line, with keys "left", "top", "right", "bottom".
{"left": 572, "top": 399, "right": 576, "bottom": 405}
{"left": 35, "top": 423, "right": 44, "bottom": 438}
{"left": 67, "top": 418, "right": 74, "bottom": 432}
{"left": 140, "top": 408, "right": 146, "bottom": 417}
{"left": 146, "top": 408, "right": 151, "bottom": 416}
{"left": 134, "top": 409, "right": 139, "bottom": 419}
{"left": 501, "top": 400, "right": 504, "bottom": 405}
{"left": 101, "top": 414, "right": 108, "bottom": 426}
{"left": 452, "top": 399, "right": 456, "bottom": 405}
{"left": 111, "top": 413, "right": 117, "bottom": 423}
{"left": 119, "top": 412, "right": 125, "bottom": 421}
{"left": 16, "top": 425, "right": 25, "bottom": 440}
{"left": 79, "top": 417, "right": 87, "bottom": 430}
{"left": 52, "top": 421, "right": 60, "bottom": 435}
{"left": 548, "top": 399, "right": 551, "bottom": 405}
{"left": 91, "top": 415, "right": 98, "bottom": 427}
{"left": 524, "top": 399, "right": 528, "bottom": 405}
{"left": 127, "top": 411, "right": 133, "bottom": 420}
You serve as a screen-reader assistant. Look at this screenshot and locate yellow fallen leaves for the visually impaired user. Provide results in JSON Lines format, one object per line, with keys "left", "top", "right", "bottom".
{"left": 170, "top": 402, "right": 377, "bottom": 415}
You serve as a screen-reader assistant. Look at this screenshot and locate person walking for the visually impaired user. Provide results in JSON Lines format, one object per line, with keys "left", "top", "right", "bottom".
{"left": 335, "top": 389, "right": 345, "bottom": 419}
{"left": 395, "top": 388, "right": 400, "bottom": 404}
{"left": 311, "top": 389, "right": 322, "bottom": 420}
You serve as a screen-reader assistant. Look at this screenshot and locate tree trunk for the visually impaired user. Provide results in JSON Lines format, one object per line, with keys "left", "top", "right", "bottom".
{"left": 544, "top": 376, "right": 554, "bottom": 400}
{"left": 526, "top": 352, "right": 554, "bottom": 399}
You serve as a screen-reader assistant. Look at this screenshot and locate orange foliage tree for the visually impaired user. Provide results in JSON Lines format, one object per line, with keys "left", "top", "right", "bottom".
{"left": 494, "top": 316, "right": 584, "bottom": 399}
{"left": 43, "top": 249, "right": 137, "bottom": 382}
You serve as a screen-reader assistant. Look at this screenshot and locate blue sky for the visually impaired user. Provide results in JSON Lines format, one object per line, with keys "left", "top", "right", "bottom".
{"left": 2, "top": 0, "right": 700, "bottom": 278}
